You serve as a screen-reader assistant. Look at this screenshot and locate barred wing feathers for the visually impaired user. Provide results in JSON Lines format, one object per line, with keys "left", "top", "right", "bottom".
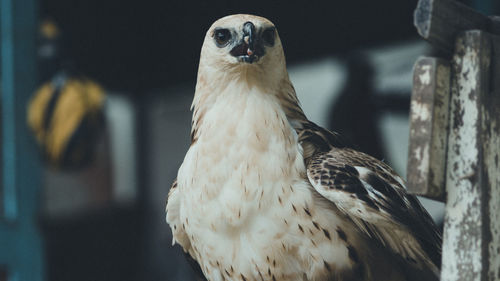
{"left": 299, "top": 121, "right": 442, "bottom": 275}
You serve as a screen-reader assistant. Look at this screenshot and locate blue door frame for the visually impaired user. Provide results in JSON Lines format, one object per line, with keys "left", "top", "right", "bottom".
{"left": 0, "top": 0, "right": 44, "bottom": 280}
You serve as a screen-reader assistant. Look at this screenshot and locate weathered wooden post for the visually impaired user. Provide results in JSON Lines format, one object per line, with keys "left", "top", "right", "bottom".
{"left": 407, "top": 0, "right": 500, "bottom": 280}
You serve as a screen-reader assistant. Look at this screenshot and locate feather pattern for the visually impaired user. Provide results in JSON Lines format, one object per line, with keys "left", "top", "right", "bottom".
{"left": 166, "top": 14, "right": 442, "bottom": 281}
{"left": 297, "top": 120, "right": 442, "bottom": 274}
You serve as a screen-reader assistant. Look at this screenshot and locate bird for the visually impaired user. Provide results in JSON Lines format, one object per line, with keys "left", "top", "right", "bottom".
{"left": 166, "top": 14, "right": 441, "bottom": 281}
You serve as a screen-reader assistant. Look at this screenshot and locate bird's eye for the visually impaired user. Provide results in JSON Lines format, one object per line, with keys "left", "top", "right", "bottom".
{"left": 214, "top": 28, "right": 231, "bottom": 47}
{"left": 262, "top": 27, "right": 276, "bottom": 46}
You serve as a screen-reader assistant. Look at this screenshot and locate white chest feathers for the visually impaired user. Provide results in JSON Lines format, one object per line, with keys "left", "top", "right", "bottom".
{"left": 168, "top": 89, "right": 356, "bottom": 280}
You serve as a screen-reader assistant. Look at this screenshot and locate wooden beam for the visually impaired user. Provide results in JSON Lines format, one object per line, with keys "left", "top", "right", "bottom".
{"left": 414, "top": 0, "right": 495, "bottom": 52}
{"left": 407, "top": 57, "right": 451, "bottom": 201}
{"left": 482, "top": 32, "right": 500, "bottom": 281}
{"left": 441, "top": 30, "right": 500, "bottom": 281}
{"left": 490, "top": 15, "right": 500, "bottom": 34}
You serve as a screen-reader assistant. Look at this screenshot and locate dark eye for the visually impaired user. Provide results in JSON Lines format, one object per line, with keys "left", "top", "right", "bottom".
{"left": 214, "top": 28, "right": 231, "bottom": 47}
{"left": 262, "top": 27, "right": 276, "bottom": 46}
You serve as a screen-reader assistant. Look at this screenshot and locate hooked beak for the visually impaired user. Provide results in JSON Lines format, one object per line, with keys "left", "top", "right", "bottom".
{"left": 230, "top": 21, "right": 264, "bottom": 63}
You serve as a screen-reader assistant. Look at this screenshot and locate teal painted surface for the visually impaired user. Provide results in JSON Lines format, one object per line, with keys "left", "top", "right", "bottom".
{"left": 1, "top": 0, "right": 16, "bottom": 221}
{"left": 0, "top": 0, "right": 45, "bottom": 280}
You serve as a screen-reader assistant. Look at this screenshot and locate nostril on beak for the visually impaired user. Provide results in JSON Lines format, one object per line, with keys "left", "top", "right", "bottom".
{"left": 243, "top": 22, "right": 255, "bottom": 46}
{"left": 243, "top": 22, "right": 255, "bottom": 34}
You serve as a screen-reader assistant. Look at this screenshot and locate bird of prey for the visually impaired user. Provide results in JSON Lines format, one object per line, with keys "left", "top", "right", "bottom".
{"left": 166, "top": 14, "right": 441, "bottom": 281}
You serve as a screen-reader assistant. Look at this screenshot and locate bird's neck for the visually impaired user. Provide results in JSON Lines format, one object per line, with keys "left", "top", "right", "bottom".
{"left": 183, "top": 82, "right": 307, "bottom": 219}
{"left": 191, "top": 69, "right": 307, "bottom": 143}
{"left": 194, "top": 82, "right": 292, "bottom": 143}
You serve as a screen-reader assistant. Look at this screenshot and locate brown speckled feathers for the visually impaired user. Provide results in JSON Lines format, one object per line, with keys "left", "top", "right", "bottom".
{"left": 166, "top": 14, "right": 442, "bottom": 281}
{"left": 297, "top": 120, "right": 442, "bottom": 278}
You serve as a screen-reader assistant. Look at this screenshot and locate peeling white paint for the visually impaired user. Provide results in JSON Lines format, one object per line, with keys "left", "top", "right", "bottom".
{"left": 441, "top": 35, "right": 483, "bottom": 281}
{"left": 411, "top": 99, "right": 431, "bottom": 122}
{"left": 410, "top": 31, "right": 498, "bottom": 281}
{"left": 419, "top": 64, "right": 432, "bottom": 85}
{"left": 407, "top": 57, "right": 450, "bottom": 199}
{"left": 416, "top": 144, "right": 430, "bottom": 178}
{"left": 483, "top": 113, "right": 500, "bottom": 280}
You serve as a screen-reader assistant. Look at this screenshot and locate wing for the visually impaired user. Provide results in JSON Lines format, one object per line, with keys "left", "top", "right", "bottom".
{"left": 166, "top": 179, "right": 207, "bottom": 281}
{"left": 297, "top": 121, "right": 442, "bottom": 274}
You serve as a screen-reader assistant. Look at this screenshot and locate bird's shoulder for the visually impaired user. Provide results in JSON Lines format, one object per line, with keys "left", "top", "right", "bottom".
{"left": 166, "top": 179, "right": 208, "bottom": 280}
{"left": 166, "top": 179, "right": 191, "bottom": 250}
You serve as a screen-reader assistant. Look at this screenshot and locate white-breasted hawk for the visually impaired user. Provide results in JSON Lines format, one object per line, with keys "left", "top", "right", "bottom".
{"left": 166, "top": 14, "right": 441, "bottom": 281}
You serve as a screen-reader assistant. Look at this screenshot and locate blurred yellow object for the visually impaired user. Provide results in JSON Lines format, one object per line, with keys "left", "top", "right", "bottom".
{"left": 40, "top": 19, "right": 60, "bottom": 40}
{"left": 28, "top": 74, "right": 106, "bottom": 168}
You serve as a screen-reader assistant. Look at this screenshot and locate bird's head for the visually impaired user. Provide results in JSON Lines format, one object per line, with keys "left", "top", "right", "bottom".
{"left": 197, "top": 14, "right": 287, "bottom": 85}
{"left": 191, "top": 15, "right": 305, "bottom": 141}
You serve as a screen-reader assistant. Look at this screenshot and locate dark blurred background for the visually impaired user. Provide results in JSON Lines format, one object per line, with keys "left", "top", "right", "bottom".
{"left": 40, "top": 0, "right": 421, "bottom": 91}
{"left": 1, "top": 0, "right": 499, "bottom": 281}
